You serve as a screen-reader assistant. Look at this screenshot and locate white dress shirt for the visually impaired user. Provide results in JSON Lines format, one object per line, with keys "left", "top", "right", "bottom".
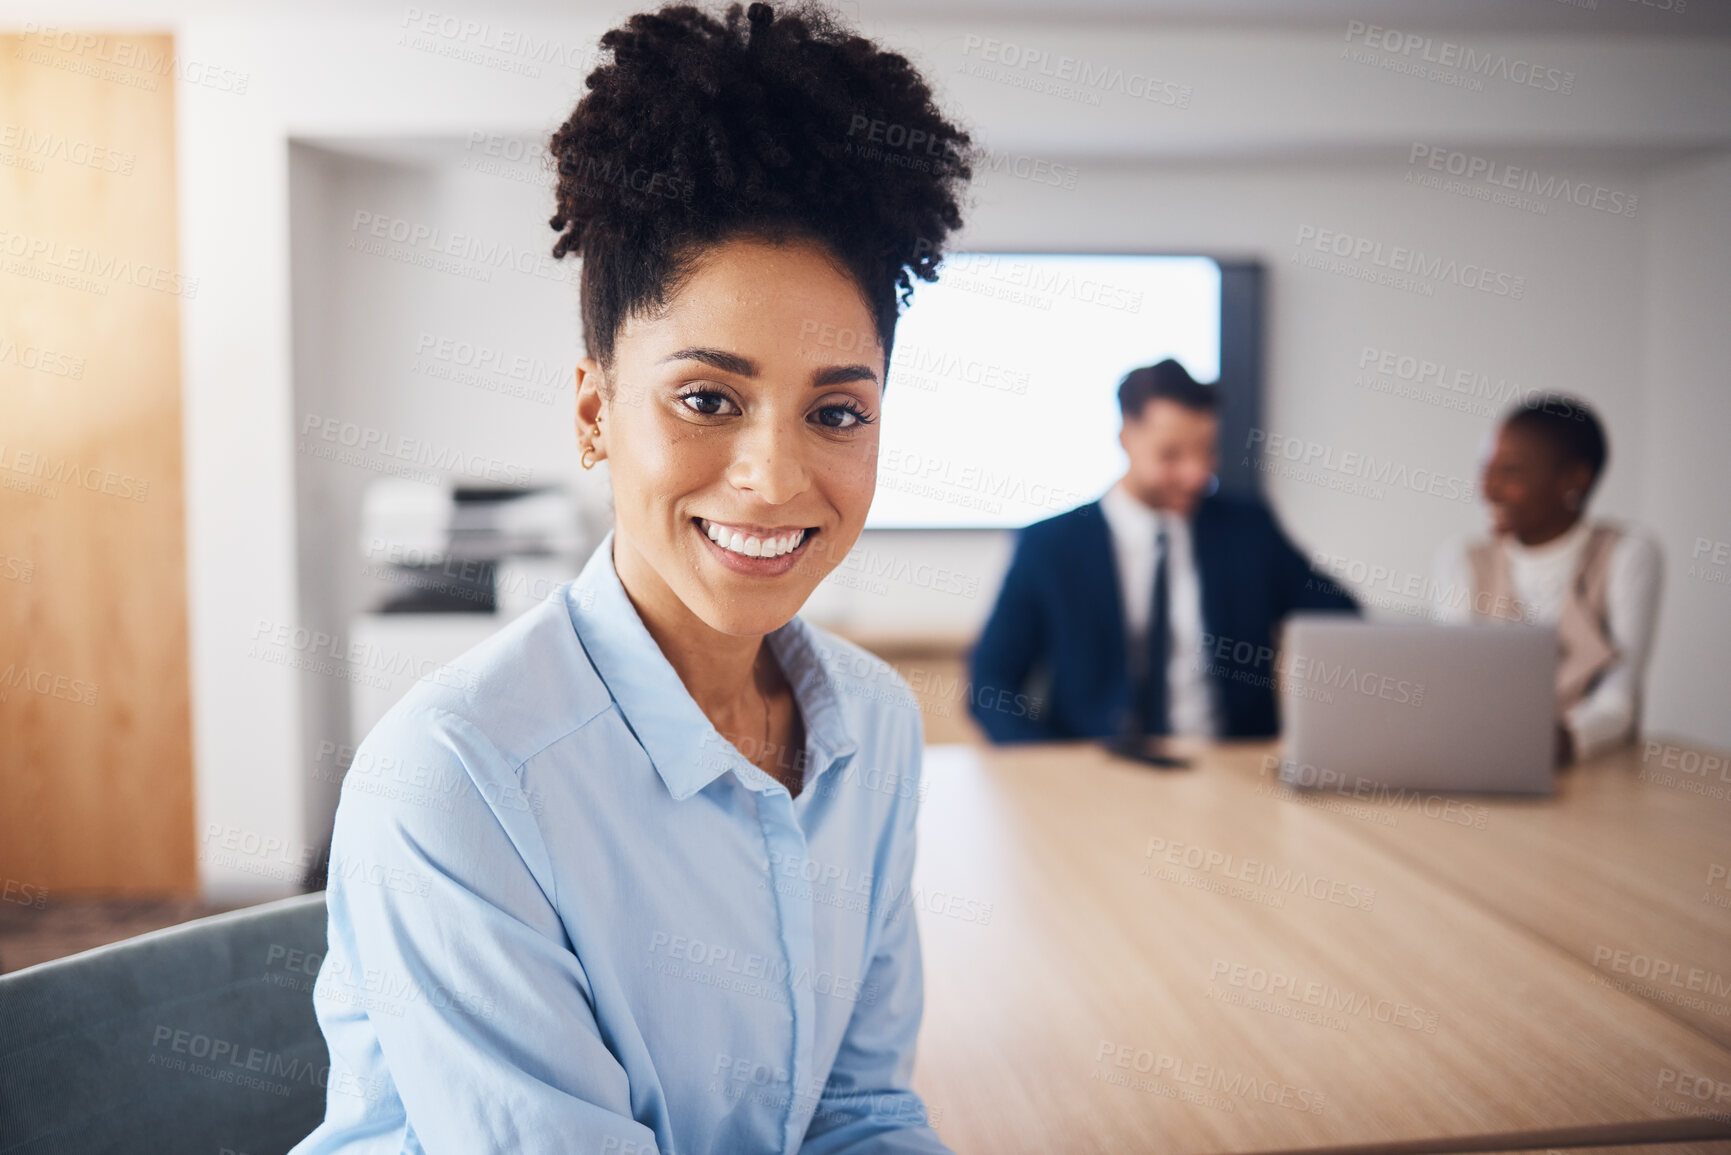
{"left": 1431, "top": 519, "right": 1663, "bottom": 760}
{"left": 1098, "top": 479, "right": 1218, "bottom": 738}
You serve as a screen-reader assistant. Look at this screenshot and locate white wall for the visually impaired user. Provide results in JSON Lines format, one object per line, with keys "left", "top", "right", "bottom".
{"left": 1639, "top": 152, "right": 1731, "bottom": 750}
{"left": 141, "top": 11, "right": 1731, "bottom": 897}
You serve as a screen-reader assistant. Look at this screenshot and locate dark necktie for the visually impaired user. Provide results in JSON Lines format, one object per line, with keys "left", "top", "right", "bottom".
{"left": 1121, "top": 525, "right": 1171, "bottom": 741}
{"left": 1143, "top": 525, "right": 1172, "bottom": 737}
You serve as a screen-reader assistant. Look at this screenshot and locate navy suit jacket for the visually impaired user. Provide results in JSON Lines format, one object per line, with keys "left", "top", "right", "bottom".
{"left": 967, "top": 494, "right": 1359, "bottom": 742}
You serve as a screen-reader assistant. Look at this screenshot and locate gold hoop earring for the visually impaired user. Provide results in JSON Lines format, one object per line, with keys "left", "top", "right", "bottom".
{"left": 580, "top": 421, "right": 602, "bottom": 471}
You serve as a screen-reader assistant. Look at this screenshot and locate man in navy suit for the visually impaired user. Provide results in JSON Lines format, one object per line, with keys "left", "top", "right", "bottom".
{"left": 968, "top": 359, "right": 1359, "bottom": 744}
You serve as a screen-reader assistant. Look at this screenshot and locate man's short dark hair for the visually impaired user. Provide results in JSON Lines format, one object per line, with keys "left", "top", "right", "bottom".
{"left": 1118, "top": 358, "right": 1217, "bottom": 420}
{"left": 1502, "top": 394, "right": 1609, "bottom": 492}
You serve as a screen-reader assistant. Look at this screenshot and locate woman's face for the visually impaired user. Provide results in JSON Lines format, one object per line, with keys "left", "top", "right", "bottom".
{"left": 1479, "top": 423, "right": 1590, "bottom": 539}
{"left": 574, "top": 235, "right": 884, "bottom": 638}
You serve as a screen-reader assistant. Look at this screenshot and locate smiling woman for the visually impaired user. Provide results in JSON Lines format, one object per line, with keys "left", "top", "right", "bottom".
{"left": 290, "top": 2, "right": 973, "bottom": 1153}
{"left": 580, "top": 238, "right": 892, "bottom": 763}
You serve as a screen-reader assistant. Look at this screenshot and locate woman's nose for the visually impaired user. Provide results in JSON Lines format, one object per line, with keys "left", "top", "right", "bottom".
{"left": 726, "top": 421, "right": 811, "bottom": 505}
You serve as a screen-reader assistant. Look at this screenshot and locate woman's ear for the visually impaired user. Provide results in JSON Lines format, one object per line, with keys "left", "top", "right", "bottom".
{"left": 1559, "top": 460, "right": 1594, "bottom": 510}
{"left": 574, "top": 357, "right": 608, "bottom": 466}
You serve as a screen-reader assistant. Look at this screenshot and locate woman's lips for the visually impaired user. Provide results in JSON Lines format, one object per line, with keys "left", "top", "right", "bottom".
{"left": 693, "top": 517, "right": 817, "bottom": 575}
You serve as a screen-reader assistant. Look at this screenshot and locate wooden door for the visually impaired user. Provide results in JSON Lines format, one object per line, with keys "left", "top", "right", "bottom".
{"left": 0, "top": 31, "right": 195, "bottom": 896}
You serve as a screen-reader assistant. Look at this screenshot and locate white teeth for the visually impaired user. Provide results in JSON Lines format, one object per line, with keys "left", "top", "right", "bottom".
{"left": 701, "top": 519, "right": 806, "bottom": 559}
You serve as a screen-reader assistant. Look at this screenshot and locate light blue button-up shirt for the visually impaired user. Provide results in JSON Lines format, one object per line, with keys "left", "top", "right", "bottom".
{"left": 291, "top": 532, "right": 948, "bottom": 1155}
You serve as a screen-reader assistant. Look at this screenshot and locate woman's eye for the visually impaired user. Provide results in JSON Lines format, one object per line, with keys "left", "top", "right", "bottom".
{"left": 680, "top": 390, "right": 737, "bottom": 417}
{"left": 814, "top": 404, "right": 870, "bottom": 430}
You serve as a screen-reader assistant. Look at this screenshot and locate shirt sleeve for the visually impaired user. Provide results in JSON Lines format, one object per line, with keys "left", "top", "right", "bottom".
{"left": 1265, "top": 507, "right": 1359, "bottom": 616}
{"left": 294, "top": 704, "right": 664, "bottom": 1155}
{"left": 800, "top": 713, "right": 952, "bottom": 1155}
{"left": 1565, "top": 532, "right": 1664, "bottom": 761}
{"left": 967, "top": 530, "right": 1056, "bottom": 743}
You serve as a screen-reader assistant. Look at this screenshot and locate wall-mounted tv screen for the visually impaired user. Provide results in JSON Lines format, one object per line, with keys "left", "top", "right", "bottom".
{"left": 868, "top": 253, "right": 1224, "bottom": 530}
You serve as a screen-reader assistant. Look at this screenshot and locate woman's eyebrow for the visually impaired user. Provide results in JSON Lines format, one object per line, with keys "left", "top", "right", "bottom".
{"left": 813, "top": 363, "right": 880, "bottom": 387}
{"left": 658, "top": 346, "right": 879, "bottom": 387}
{"left": 658, "top": 346, "right": 755, "bottom": 375}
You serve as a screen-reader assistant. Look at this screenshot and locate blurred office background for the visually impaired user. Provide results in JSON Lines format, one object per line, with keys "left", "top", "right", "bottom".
{"left": 2, "top": 0, "right": 1728, "bottom": 937}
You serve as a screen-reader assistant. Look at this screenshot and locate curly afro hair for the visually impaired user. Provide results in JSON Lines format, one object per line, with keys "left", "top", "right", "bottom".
{"left": 547, "top": 0, "right": 973, "bottom": 377}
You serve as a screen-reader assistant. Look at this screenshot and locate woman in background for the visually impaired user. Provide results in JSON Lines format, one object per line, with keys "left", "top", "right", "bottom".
{"left": 293, "top": 3, "right": 971, "bottom": 1151}
{"left": 1433, "top": 396, "right": 1662, "bottom": 764}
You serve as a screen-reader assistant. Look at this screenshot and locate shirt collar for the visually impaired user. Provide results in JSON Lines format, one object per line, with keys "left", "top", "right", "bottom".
{"left": 1504, "top": 518, "right": 1591, "bottom": 563}
{"left": 565, "top": 530, "right": 860, "bottom": 801}
{"left": 1102, "top": 480, "right": 1179, "bottom": 538}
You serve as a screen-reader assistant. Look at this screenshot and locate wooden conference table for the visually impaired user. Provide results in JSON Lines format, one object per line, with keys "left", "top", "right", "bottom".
{"left": 905, "top": 738, "right": 1731, "bottom": 1155}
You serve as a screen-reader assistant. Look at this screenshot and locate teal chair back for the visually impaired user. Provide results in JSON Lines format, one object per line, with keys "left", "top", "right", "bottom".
{"left": 0, "top": 892, "right": 330, "bottom": 1154}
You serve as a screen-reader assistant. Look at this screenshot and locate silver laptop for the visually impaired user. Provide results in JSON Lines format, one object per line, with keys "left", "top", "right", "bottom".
{"left": 1277, "top": 617, "right": 1558, "bottom": 796}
